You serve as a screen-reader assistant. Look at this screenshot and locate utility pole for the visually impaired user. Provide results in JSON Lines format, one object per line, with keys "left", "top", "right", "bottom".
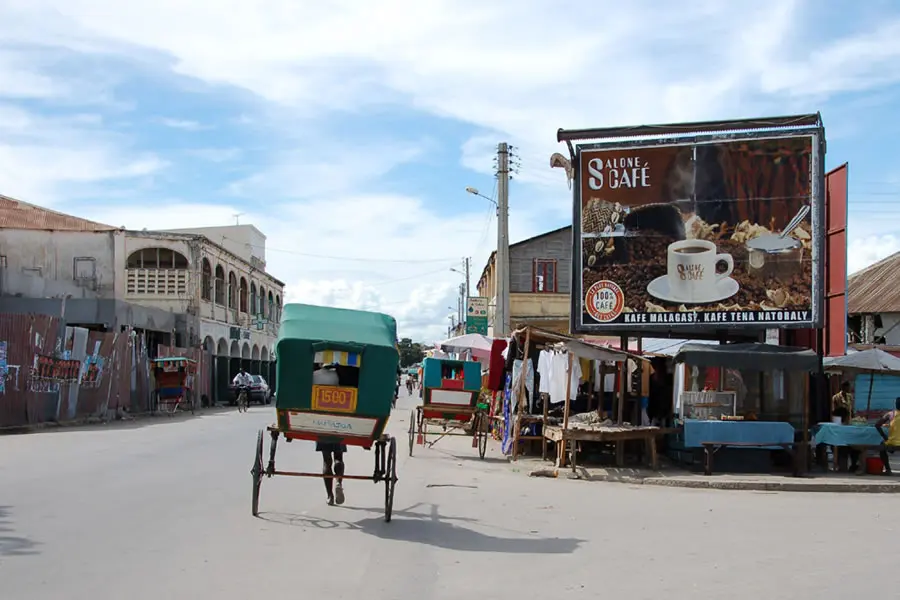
{"left": 495, "top": 142, "right": 511, "bottom": 338}
{"left": 463, "top": 257, "right": 470, "bottom": 333}
{"left": 463, "top": 257, "right": 471, "bottom": 300}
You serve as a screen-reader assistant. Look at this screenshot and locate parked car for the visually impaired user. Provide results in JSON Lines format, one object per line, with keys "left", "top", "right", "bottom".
{"left": 229, "top": 375, "right": 271, "bottom": 406}
{"left": 249, "top": 375, "right": 271, "bottom": 404}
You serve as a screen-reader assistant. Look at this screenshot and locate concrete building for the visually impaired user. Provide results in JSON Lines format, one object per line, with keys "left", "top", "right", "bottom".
{"left": 476, "top": 226, "right": 571, "bottom": 336}
{"left": 0, "top": 195, "right": 285, "bottom": 402}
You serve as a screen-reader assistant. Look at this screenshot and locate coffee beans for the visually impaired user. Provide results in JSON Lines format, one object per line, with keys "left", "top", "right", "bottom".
{"left": 581, "top": 235, "right": 812, "bottom": 313}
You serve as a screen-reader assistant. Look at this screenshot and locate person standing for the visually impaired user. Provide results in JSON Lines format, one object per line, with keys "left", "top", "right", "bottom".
{"left": 832, "top": 381, "right": 854, "bottom": 424}
{"left": 830, "top": 381, "right": 860, "bottom": 472}
{"left": 876, "top": 397, "right": 900, "bottom": 476}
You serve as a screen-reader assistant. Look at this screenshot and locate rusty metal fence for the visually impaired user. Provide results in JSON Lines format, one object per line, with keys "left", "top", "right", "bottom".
{"left": 0, "top": 313, "right": 208, "bottom": 429}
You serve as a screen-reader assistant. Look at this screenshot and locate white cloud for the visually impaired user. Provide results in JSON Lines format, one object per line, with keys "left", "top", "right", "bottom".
{"left": 159, "top": 118, "right": 206, "bottom": 131}
{"left": 72, "top": 191, "right": 526, "bottom": 342}
{"left": 0, "top": 103, "right": 166, "bottom": 204}
{"left": 848, "top": 235, "right": 900, "bottom": 276}
{"left": 186, "top": 148, "right": 242, "bottom": 162}
{"left": 2, "top": 0, "right": 899, "bottom": 337}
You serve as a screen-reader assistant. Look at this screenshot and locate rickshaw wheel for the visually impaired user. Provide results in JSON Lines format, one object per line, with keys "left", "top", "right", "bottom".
{"left": 477, "top": 413, "right": 488, "bottom": 459}
{"left": 384, "top": 437, "right": 397, "bottom": 523}
{"left": 251, "top": 429, "right": 263, "bottom": 517}
{"left": 408, "top": 410, "right": 416, "bottom": 457}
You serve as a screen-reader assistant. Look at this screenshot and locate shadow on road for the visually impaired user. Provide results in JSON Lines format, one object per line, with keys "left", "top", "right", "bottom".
{"left": 427, "top": 446, "right": 510, "bottom": 465}
{"left": 0, "top": 506, "right": 39, "bottom": 557}
{"left": 258, "top": 502, "right": 582, "bottom": 555}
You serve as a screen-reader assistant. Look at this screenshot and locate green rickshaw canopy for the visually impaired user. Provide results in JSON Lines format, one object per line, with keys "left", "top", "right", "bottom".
{"left": 278, "top": 303, "right": 398, "bottom": 349}
{"left": 274, "top": 303, "right": 400, "bottom": 424}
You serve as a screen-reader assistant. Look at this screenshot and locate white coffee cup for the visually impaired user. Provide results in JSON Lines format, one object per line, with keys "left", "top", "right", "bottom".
{"left": 666, "top": 239, "right": 734, "bottom": 303}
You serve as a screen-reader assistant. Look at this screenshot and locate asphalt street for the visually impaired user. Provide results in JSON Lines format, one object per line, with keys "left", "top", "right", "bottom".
{"left": 1, "top": 383, "right": 895, "bottom": 599}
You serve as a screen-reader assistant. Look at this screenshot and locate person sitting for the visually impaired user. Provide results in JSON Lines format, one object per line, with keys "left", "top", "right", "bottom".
{"left": 876, "top": 397, "right": 900, "bottom": 476}
{"left": 312, "top": 362, "right": 339, "bottom": 386}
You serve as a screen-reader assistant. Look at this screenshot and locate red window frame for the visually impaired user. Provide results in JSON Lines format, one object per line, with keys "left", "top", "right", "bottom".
{"left": 532, "top": 259, "right": 557, "bottom": 293}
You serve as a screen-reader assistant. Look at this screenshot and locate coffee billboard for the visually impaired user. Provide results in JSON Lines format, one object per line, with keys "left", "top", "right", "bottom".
{"left": 573, "top": 133, "right": 822, "bottom": 332}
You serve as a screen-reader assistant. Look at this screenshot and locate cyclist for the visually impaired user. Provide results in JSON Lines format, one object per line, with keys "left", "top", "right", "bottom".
{"left": 233, "top": 368, "right": 252, "bottom": 411}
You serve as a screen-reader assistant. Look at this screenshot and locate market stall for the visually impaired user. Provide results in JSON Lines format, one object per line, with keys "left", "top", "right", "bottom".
{"left": 672, "top": 343, "right": 818, "bottom": 476}
{"left": 817, "top": 348, "right": 900, "bottom": 472}
{"left": 499, "top": 326, "right": 659, "bottom": 470}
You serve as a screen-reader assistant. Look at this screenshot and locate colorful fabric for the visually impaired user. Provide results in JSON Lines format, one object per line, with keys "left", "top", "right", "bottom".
{"left": 314, "top": 350, "right": 362, "bottom": 367}
{"left": 887, "top": 411, "right": 900, "bottom": 446}
{"left": 501, "top": 373, "right": 514, "bottom": 455}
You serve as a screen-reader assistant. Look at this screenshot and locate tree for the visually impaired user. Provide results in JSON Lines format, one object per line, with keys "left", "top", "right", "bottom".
{"left": 397, "top": 337, "right": 425, "bottom": 367}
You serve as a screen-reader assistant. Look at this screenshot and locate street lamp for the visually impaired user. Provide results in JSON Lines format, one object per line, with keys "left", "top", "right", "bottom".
{"left": 465, "top": 187, "right": 497, "bottom": 207}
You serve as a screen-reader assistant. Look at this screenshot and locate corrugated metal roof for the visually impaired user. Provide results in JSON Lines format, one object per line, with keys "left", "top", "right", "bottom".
{"left": 639, "top": 338, "right": 718, "bottom": 357}
{"left": 847, "top": 251, "right": 900, "bottom": 314}
{"left": 0, "top": 194, "right": 116, "bottom": 232}
{"left": 580, "top": 336, "right": 719, "bottom": 356}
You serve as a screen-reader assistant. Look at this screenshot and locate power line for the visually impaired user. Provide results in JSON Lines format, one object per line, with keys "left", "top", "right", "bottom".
{"left": 218, "top": 235, "right": 462, "bottom": 264}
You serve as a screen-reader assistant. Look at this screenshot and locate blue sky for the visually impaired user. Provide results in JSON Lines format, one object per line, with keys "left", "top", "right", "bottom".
{"left": 2, "top": 0, "right": 900, "bottom": 341}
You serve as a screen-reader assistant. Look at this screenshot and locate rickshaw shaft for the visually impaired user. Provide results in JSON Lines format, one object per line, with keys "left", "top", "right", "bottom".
{"left": 270, "top": 470, "right": 381, "bottom": 480}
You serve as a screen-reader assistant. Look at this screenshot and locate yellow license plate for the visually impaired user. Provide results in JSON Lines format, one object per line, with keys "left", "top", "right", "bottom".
{"left": 311, "top": 385, "right": 358, "bottom": 413}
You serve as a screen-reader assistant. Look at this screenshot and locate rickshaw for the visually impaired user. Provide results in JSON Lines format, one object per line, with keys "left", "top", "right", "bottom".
{"left": 409, "top": 357, "right": 489, "bottom": 459}
{"left": 152, "top": 356, "right": 197, "bottom": 415}
{"left": 251, "top": 304, "right": 400, "bottom": 522}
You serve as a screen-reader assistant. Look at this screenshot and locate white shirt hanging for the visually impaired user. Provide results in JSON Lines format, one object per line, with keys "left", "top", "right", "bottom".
{"left": 549, "top": 352, "right": 581, "bottom": 402}
{"left": 537, "top": 350, "right": 552, "bottom": 394}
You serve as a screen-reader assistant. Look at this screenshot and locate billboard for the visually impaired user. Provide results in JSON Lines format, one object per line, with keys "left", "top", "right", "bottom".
{"left": 466, "top": 297, "right": 489, "bottom": 335}
{"left": 571, "top": 129, "right": 824, "bottom": 332}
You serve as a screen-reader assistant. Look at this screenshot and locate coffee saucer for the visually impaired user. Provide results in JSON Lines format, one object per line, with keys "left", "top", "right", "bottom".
{"left": 646, "top": 275, "right": 739, "bottom": 305}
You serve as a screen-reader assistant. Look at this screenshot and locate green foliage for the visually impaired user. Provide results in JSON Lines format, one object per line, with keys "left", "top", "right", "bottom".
{"left": 397, "top": 337, "right": 425, "bottom": 367}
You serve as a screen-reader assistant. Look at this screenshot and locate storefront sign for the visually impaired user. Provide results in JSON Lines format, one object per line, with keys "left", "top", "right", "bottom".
{"left": 466, "top": 296, "right": 489, "bottom": 335}
{"left": 311, "top": 385, "right": 358, "bottom": 413}
{"left": 571, "top": 128, "right": 823, "bottom": 332}
{"left": 286, "top": 411, "right": 376, "bottom": 438}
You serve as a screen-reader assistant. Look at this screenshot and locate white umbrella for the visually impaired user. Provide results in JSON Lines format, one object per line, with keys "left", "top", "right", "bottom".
{"left": 438, "top": 333, "right": 494, "bottom": 358}
{"left": 824, "top": 348, "right": 900, "bottom": 373}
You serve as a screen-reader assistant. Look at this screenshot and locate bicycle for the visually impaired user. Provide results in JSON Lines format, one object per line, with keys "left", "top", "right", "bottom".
{"left": 237, "top": 386, "right": 249, "bottom": 413}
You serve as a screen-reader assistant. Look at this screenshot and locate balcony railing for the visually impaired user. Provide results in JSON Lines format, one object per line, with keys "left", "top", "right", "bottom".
{"left": 126, "top": 268, "right": 189, "bottom": 296}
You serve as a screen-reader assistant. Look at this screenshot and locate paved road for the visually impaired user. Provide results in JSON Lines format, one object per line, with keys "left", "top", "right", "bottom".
{"left": 1, "top": 383, "right": 894, "bottom": 599}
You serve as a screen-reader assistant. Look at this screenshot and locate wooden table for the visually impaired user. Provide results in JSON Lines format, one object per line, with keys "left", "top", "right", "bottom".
{"left": 543, "top": 424, "right": 664, "bottom": 471}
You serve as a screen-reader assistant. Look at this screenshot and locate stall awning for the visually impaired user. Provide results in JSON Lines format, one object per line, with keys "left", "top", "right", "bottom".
{"left": 673, "top": 343, "right": 818, "bottom": 372}
{"left": 517, "top": 326, "right": 645, "bottom": 363}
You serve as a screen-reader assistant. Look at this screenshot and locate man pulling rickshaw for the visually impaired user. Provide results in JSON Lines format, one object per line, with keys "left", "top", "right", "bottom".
{"left": 250, "top": 303, "right": 400, "bottom": 521}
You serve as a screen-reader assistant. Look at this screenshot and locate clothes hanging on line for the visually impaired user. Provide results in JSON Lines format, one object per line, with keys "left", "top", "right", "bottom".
{"left": 537, "top": 350, "right": 552, "bottom": 395}
{"left": 593, "top": 361, "right": 618, "bottom": 392}
{"left": 511, "top": 357, "right": 535, "bottom": 412}
{"left": 549, "top": 351, "right": 581, "bottom": 403}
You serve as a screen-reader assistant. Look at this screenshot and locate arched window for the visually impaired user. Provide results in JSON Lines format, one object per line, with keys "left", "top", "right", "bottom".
{"left": 250, "top": 283, "right": 257, "bottom": 316}
{"left": 227, "top": 272, "right": 238, "bottom": 309}
{"left": 239, "top": 277, "right": 248, "bottom": 313}
{"left": 126, "top": 247, "right": 188, "bottom": 269}
{"left": 201, "top": 258, "right": 212, "bottom": 301}
{"left": 259, "top": 286, "right": 267, "bottom": 318}
{"left": 268, "top": 290, "right": 274, "bottom": 320}
{"left": 214, "top": 265, "right": 225, "bottom": 305}
{"left": 275, "top": 294, "right": 282, "bottom": 322}
{"left": 125, "top": 247, "right": 189, "bottom": 296}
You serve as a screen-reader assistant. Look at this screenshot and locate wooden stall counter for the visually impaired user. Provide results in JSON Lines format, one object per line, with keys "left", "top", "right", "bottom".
{"left": 543, "top": 423, "right": 665, "bottom": 472}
